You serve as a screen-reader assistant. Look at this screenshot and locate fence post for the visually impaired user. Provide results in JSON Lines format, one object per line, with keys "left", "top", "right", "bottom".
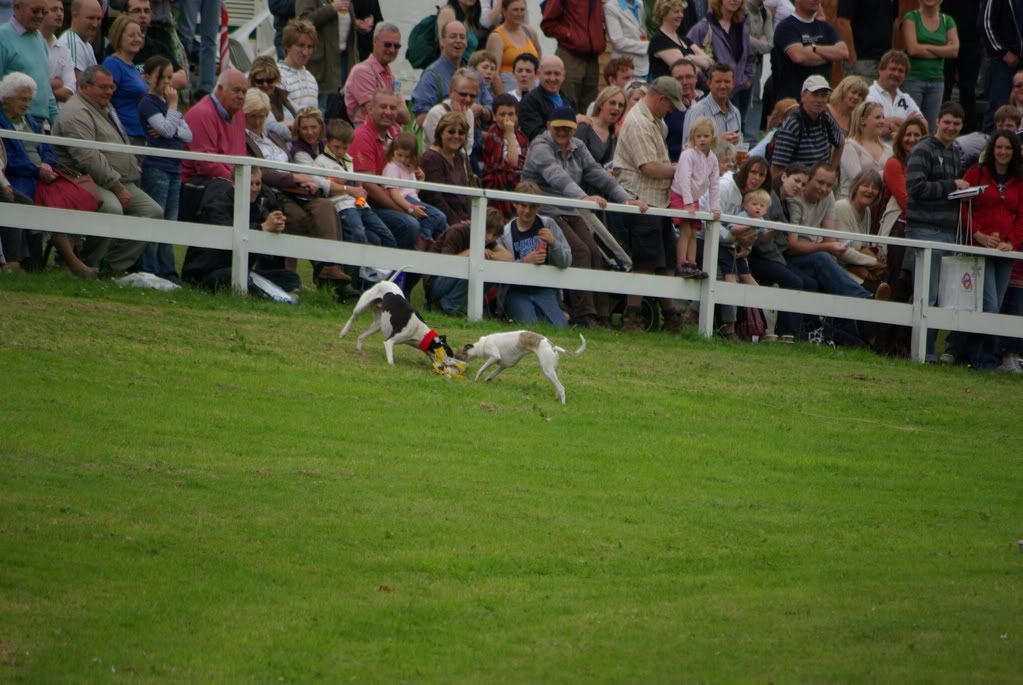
{"left": 466, "top": 195, "right": 487, "bottom": 322}
{"left": 910, "top": 246, "right": 932, "bottom": 363}
{"left": 698, "top": 219, "right": 721, "bottom": 338}
{"left": 230, "top": 163, "right": 252, "bottom": 295}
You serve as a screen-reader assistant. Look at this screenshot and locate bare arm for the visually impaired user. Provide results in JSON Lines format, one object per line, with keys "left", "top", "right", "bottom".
{"left": 835, "top": 18, "right": 856, "bottom": 64}
{"left": 638, "top": 161, "right": 676, "bottom": 179}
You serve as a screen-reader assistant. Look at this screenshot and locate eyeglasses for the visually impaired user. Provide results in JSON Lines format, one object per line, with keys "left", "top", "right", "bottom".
{"left": 253, "top": 77, "right": 275, "bottom": 86}
{"left": 455, "top": 91, "right": 478, "bottom": 99}
{"left": 446, "top": 129, "right": 467, "bottom": 137}
{"left": 27, "top": 6, "right": 49, "bottom": 14}
{"left": 380, "top": 41, "right": 401, "bottom": 50}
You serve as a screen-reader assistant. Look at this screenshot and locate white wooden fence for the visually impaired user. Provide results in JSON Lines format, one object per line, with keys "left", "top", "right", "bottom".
{"left": 2, "top": 128, "right": 1021, "bottom": 363}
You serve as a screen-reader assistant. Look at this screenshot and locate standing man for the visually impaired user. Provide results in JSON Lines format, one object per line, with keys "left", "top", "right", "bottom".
{"left": 345, "top": 22, "right": 409, "bottom": 127}
{"left": 347, "top": 90, "right": 416, "bottom": 250}
{"left": 769, "top": 75, "right": 844, "bottom": 178}
{"left": 665, "top": 57, "right": 704, "bottom": 161}
{"left": 518, "top": 55, "right": 577, "bottom": 141}
{"left": 0, "top": 0, "right": 58, "bottom": 123}
{"left": 296, "top": 0, "right": 351, "bottom": 112}
{"left": 980, "top": 0, "right": 1023, "bottom": 131}
{"left": 835, "top": 0, "right": 897, "bottom": 81}
{"left": 41, "top": 0, "right": 74, "bottom": 103}
{"left": 52, "top": 65, "right": 163, "bottom": 273}
{"left": 613, "top": 76, "right": 688, "bottom": 332}
{"left": 905, "top": 101, "right": 969, "bottom": 363}
{"left": 176, "top": 0, "right": 220, "bottom": 98}
{"left": 681, "top": 63, "right": 742, "bottom": 145}
{"left": 57, "top": 0, "right": 103, "bottom": 89}
{"left": 865, "top": 50, "right": 922, "bottom": 138}
{"left": 772, "top": 0, "right": 849, "bottom": 101}
{"left": 539, "top": 0, "right": 605, "bottom": 114}
{"left": 410, "top": 20, "right": 467, "bottom": 127}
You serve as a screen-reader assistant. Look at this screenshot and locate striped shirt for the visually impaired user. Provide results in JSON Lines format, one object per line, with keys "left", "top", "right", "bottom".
{"left": 56, "top": 30, "right": 96, "bottom": 83}
{"left": 770, "top": 107, "right": 844, "bottom": 168}
{"left": 277, "top": 61, "right": 319, "bottom": 113}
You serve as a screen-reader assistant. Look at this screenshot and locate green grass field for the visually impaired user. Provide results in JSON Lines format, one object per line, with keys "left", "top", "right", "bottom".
{"left": 1, "top": 272, "right": 1021, "bottom": 683}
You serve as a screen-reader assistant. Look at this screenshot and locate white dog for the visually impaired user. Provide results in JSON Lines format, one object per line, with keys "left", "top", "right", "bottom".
{"left": 456, "top": 331, "right": 586, "bottom": 404}
{"left": 339, "top": 280, "right": 459, "bottom": 368}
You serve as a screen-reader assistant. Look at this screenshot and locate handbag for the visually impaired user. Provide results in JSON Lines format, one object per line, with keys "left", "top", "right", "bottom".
{"left": 937, "top": 197, "right": 985, "bottom": 311}
{"left": 735, "top": 306, "right": 767, "bottom": 341}
{"left": 34, "top": 174, "right": 100, "bottom": 212}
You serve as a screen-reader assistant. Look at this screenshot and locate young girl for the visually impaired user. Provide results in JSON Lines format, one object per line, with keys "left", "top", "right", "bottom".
{"left": 380, "top": 132, "right": 449, "bottom": 246}
{"left": 670, "top": 116, "right": 720, "bottom": 279}
{"left": 138, "top": 55, "right": 191, "bottom": 282}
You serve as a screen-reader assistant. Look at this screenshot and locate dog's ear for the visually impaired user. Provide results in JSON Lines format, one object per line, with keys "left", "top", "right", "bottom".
{"left": 463, "top": 343, "right": 474, "bottom": 352}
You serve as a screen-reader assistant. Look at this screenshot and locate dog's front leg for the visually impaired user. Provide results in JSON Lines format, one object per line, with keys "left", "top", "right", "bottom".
{"left": 355, "top": 320, "right": 381, "bottom": 351}
{"left": 383, "top": 339, "right": 396, "bottom": 365}
{"left": 473, "top": 356, "right": 498, "bottom": 381}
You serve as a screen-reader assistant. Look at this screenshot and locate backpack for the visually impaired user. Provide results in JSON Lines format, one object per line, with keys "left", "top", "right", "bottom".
{"left": 406, "top": 10, "right": 440, "bottom": 70}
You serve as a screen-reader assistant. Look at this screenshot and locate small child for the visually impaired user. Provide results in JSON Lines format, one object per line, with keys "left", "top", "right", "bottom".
{"left": 496, "top": 180, "right": 572, "bottom": 326}
{"left": 138, "top": 54, "right": 192, "bottom": 282}
{"left": 380, "top": 132, "right": 449, "bottom": 246}
{"left": 670, "top": 116, "right": 720, "bottom": 279}
{"left": 428, "top": 207, "right": 512, "bottom": 316}
{"left": 481, "top": 93, "right": 528, "bottom": 217}
{"left": 313, "top": 119, "right": 396, "bottom": 249}
{"left": 721, "top": 189, "right": 766, "bottom": 288}
{"left": 469, "top": 49, "right": 497, "bottom": 110}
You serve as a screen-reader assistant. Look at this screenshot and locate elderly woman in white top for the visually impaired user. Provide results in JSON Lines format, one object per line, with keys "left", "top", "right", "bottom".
{"left": 839, "top": 101, "right": 892, "bottom": 199}
{"left": 604, "top": 0, "right": 649, "bottom": 80}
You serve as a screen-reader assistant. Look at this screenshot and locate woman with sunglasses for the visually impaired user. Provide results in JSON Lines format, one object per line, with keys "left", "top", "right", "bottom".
{"left": 422, "top": 69, "right": 480, "bottom": 158}
{"left": 248, "top": 55, "right": 295, "bottom": 140}
{"left": 420, "top": 111, "right": 473, "bottom": 226}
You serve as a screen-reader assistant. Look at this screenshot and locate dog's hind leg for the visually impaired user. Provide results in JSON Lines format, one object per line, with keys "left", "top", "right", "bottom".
{"left": 540, "top": 363, "right": 566, "bottom": 404}
{"left": 484, "top": 364, "right": 505, "bottom": 382}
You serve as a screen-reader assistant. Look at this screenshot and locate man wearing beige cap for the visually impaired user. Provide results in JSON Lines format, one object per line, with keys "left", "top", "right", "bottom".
{"left": 769, "top": 74, "right": 845, "bottom": 178}
{"left": 613, "top": 76, "right": 688, "bottom": 332}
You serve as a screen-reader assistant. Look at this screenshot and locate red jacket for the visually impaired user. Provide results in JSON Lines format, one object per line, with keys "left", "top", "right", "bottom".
{"left": 540, "top": 0, "right": 606, "bottom": 57}
{"left": 961, "top": 166, "right": 1023, "bottom": 250}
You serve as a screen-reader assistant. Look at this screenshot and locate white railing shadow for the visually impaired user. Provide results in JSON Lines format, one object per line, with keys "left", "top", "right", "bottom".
{"left": 2, "top": 128, "right": 1021, "bottom": 363}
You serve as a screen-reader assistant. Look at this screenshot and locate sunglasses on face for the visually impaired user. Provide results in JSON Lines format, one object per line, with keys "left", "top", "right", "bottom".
{"left": 253, "top": 77, "right": 275, "bottom": 86}
{"left": 380, "top": 41, "right": 401, "bottom": 50}
{"left": 455, "top": 91, "right": 477, "bottom": 99}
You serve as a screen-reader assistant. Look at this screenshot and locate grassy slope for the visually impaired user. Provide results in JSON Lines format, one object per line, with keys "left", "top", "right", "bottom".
{"left": 0, "top": 274, "right": 1020, "bottom": 683}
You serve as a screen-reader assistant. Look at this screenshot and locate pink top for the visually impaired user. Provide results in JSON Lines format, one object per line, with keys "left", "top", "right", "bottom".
{"left": 344, "top": 54, "right": 401, "bottom": 127}
{"left": 181, "top": 95, "right": 246, "bottom": 182}
{"left": 671, "top": 147, "right": 720, "bottom": 211}
{"left": 381, "top": 160, "right": 419, "bottom": 200}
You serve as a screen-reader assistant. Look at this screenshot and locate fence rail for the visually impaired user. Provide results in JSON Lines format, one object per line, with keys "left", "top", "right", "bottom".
{"left": 2, "top": 129, "right": 1021, "bottom": 362}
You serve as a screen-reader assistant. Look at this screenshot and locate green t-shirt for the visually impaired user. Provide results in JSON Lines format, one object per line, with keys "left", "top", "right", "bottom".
{"left": 904, "top": 10, "right": 956, "bottom": 82}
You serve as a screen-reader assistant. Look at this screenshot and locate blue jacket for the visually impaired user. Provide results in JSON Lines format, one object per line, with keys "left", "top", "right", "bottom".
{"left": 687, "top": 13, "right": 754, "bottom": 92}
{"left": 0, "top": 110, "right": 55, "bottom": 198}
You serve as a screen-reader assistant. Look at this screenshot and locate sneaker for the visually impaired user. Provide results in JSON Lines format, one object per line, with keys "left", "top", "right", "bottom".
{"left": 779, "top": 334, "right": 795, "bottom": 344}
{"left": 683, "top": 266, "right": 709, "bottom": 280}
{"left": 762, "top": 334, "right": 779, "bottom": 342}
{"left": 996, "top": 359, "right": 1023, "bottom": 374}
{"left": 620, "top": 307, "right": 644, "bottom": 332}
{"left": 939, "top": 352, "right": 956, "bottom": 364}
{"left": 873, "top": 282, "right": 891, "bottom": 301}
{"left": 675, "top": 263, "right": 693, "bottom": 278}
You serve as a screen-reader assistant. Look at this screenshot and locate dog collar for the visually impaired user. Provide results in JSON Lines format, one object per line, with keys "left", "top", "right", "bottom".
{"left": 418, "top": 329, "right": 439, "bottom": 351}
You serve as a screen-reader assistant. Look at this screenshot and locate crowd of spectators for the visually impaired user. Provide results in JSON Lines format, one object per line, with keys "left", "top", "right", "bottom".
{"left": 0, "top": 0, "right": 1021, "bottom": 371}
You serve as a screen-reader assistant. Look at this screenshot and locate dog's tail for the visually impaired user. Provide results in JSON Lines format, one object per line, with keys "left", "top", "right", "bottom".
{"left": 387, "top": 266, "right": 414, "bottom": 283}
{"left": 554, "top": 334, "right": 586, "bottom": 357}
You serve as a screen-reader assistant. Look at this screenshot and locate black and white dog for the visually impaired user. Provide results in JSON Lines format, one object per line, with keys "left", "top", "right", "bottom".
{"left": 339, "top": 279, "right": 459, "bottom": 368}
{"left": 456, "top": 331, "right": 586, "bottom": 404}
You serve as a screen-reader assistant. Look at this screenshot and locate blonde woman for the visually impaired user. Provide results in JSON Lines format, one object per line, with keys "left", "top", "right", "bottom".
{"left": 827, "top": 75, "right": 869, "bottom": 136}
{"left": 647, "top": 0, "right": 712, "bottom": 80}
{"left": 839, "top": 101, "right": 892, "bottom": 198}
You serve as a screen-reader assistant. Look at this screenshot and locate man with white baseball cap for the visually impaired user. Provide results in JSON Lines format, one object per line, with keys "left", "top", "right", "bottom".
{"left": 769, "top": 74, "right": 846, "bottom": 178}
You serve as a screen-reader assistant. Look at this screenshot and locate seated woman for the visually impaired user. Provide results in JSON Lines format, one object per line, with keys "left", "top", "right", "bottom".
{"left": 834, "top": 169, "right": 888, "bottom": 288}
{"left": 0, "top": 72, "right": 97, "bottom": 277}
{"left": 839, "top": 101, "right": 892, "bottom": 199}
{"left": 496, "top": 180, "right": 572, "bottom": 326}
{"left": 241, "top": 88, "right": 352, "bottom": 288}
{"left": 181, "top": 169, "right": 301, "bottom": 294}
{"left": 573, "top": 86, "right": 626, "bottom": 169}
{"left": 248, "top": 56, "right": 295, "bottom": 139}
{"left": 420, "top": 111, "right": 474, "bottom": 226}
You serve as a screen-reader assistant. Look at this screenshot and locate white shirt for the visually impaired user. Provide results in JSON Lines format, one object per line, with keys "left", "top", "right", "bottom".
{"left": 45, "top": 33, "right": 75, "bottom": 99}
{"left": 866, "top": 80, "right": 921, "bottom": 123}
{"left": 764, "top": 0, "right": 794, "bottom": 28}
{"left": 56, "top": 29, "right": 97, "bottom": 85}
{"left": 278, "top": 61, "right": 320, "bottom": 112}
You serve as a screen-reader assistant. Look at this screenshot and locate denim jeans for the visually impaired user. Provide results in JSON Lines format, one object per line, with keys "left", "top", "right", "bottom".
{"left": 964, "top": 256, "right": 1015, "bottom": 368}
{"left": 177, "top": 0, "right": 221, "bottom": 94}
{"left": 903, "top": 79, "right": 944, "bottom": 133}
{"left": 430, "top": 276, "right": 468, "bottom": 315}
{"left": 372, "top": 208, "right": 418, "bottom": 249}
{"left": 140, "top": 167, "right": 181, "bottom": 279}
{"left": 905, "top": 226, "right": 956, "bottom": 357}
{"left": 749, "top": 254, "right": 807, "bottom": 336}
{"left": 984, "top": 57, "right": 1017, "bottom": 132}
{"left": 504, "top": 286, "right": 569, "bottom": 326}
{"left": 1001, "top": 286, "right": 1023, "bottom": 355}
{"left": 742, "top": 60, "right": 764, "bottom": 143}
{"left": 786, "top": 251, "right": 871, "bottom": 299}
{"left": 339, "top": 207, "right": 396, "bottom": 247}
{"left": 407, "top": 196, "right": 449, "bottom": 239}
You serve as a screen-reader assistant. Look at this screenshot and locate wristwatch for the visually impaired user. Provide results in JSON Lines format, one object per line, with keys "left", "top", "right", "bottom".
{"left": 811, "top": 44, "right": 817, "bottom": 53}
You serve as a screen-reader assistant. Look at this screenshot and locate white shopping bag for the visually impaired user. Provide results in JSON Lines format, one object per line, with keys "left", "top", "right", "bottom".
{"left": 937, "top": 254, "right": 984, "bottom": 311}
